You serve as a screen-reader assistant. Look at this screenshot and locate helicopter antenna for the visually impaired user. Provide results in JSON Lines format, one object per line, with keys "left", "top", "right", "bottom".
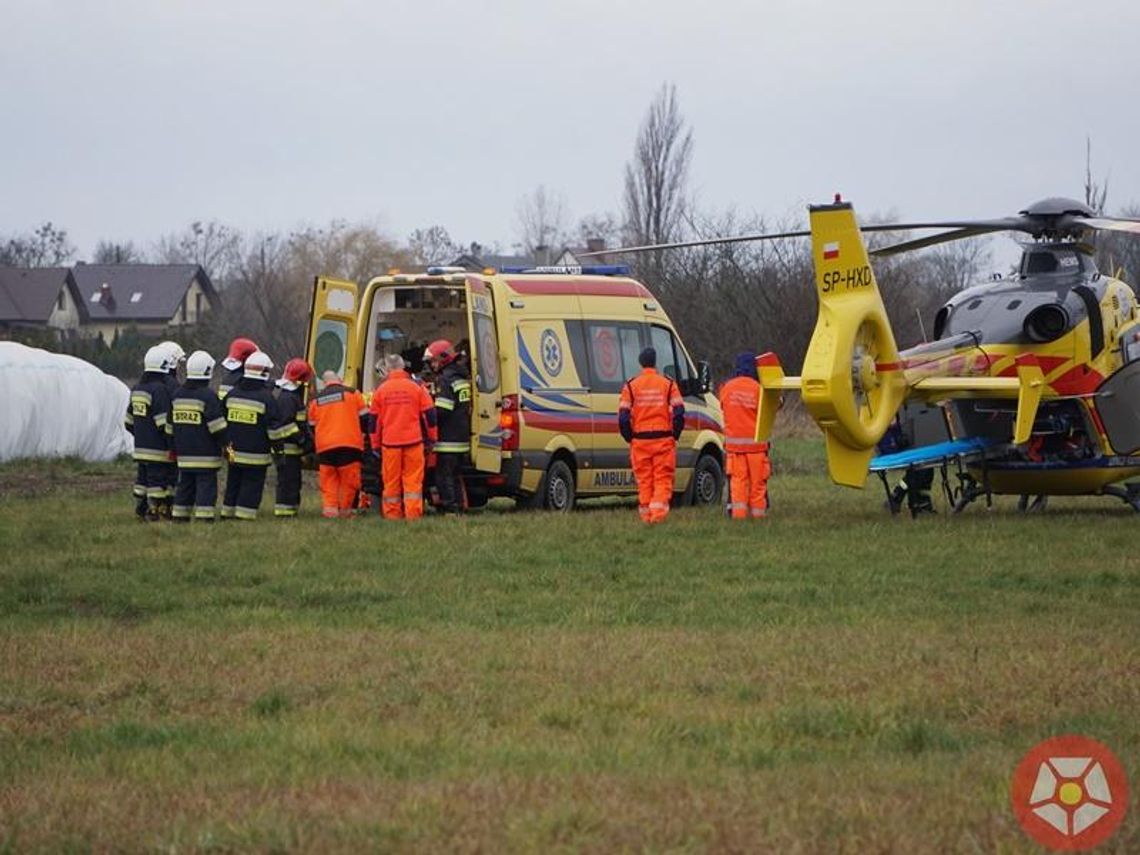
{"left": 915, "top": 308, "right": 928, "bottom": 343}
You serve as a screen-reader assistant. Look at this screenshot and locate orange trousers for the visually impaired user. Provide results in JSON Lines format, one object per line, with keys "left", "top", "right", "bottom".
{"left": 727, "top": 451, "right": 770, "bottom": 519}
{"left": 381, "top": 445, "right": 425, "bottom": 520}
{"left": 319, "top": 462, "right": 361, "bottom": 518}
{"left": 631, "top": 438, "right": 676, "bottom": 523}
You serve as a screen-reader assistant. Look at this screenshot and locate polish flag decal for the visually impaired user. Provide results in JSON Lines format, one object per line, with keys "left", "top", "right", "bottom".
{"left": 823, "top": 241, "right": 840, "bottom": 260}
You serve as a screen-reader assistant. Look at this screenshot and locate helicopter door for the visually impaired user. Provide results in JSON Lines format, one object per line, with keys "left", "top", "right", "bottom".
{"left": 306, "top": 276, "right": 361, "bottom": 390}
{"left": 1096, "top": 361, "right": 1140, "bottom": 454}
{"left": 466, "top": 279, "right": 503, "bottom": 473}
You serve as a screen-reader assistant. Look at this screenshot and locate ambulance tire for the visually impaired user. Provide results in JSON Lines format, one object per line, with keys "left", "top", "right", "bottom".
{"left": 540, "top": 459, "right": 576, "bottom": 512}
{"left": 683, "top": 452, "right": 724, "bottom": 508}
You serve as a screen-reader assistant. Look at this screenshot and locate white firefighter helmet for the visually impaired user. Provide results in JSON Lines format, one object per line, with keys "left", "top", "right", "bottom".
{"left": 243, "top": 350, "right": 274, "bottom": 380}
{"left": 185, "top": 350, "right": 216, "bottom": 380}
{"left": 143, "top": 345, "right": 171, "bottom": 373}
{"left": 157, "top": 340, "right": 186, "bottom": 371}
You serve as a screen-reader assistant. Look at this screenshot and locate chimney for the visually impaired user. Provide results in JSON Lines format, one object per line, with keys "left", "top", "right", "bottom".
{"left": 534, "top": 244, "right": 550, "bottom": 266}
{"left": 99, "top": 282, "right": 115, "bottom": 308}
{"left": 586, "top": 237, "right": 606, "bottom": 253}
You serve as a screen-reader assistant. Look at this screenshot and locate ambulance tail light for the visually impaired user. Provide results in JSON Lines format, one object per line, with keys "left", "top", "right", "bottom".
{"left": 499, "top": 394, "right": 520, "bottom": 451}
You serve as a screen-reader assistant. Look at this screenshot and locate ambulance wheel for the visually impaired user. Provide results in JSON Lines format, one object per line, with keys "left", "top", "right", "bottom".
{"left": 541, "top": 459, "right": 576, "bottom": 512}
{"left": 686, "top": 453, "right": 724, "bottom": 507}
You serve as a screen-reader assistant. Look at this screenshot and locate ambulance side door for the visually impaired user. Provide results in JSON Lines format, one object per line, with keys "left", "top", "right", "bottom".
{"left": 466, "top": 279, "right": 502, "bottom": 473}
{"left": 582, "top": 318, "right": 646, "bottom": 493}
{"left": 306, "top": 277, "right": 361, "bottom": 389}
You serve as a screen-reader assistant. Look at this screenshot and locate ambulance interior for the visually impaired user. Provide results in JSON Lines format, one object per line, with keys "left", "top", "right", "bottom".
{"left": 362, "top": 286, "right": 470, "bottom": 394}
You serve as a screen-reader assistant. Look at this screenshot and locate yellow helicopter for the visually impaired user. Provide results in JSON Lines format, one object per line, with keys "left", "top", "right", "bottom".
{"left": 591, "top": 197, "right": 1140, "bottom": 512}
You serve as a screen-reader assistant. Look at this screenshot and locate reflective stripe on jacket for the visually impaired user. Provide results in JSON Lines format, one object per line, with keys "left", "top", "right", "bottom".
{"left": 223, "top": 378, "right": 281, "bottom": 468}
{"left": 718, "top": 375, "right": 768, "bottom": 453}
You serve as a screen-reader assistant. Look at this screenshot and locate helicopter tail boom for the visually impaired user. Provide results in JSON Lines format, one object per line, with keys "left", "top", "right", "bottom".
{"left": 800, "top": 203, "right": 908, "bottom": 486}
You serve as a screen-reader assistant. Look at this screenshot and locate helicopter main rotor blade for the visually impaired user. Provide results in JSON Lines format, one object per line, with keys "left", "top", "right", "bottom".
{"left": 583, "top": 218, "right": 1035, "bottom": 257}
{"left": 582, "top": 212, "right": 1140, "bottom": 259}
{"left": 869, "top": 226, "right": 1008, "bottom": 258}
{"left": 578, "top": 230, "right": 810, "bottom": 256}
{"left": 1075, "top": 217, "right": 1140, "bottom": 235}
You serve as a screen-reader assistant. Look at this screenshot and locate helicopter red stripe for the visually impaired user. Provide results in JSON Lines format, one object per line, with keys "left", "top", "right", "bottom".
{"left": 875, "top": 361, "right": 902, "bottom": 372}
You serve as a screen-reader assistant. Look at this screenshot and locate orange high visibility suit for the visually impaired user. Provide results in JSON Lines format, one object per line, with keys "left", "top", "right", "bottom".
{"left": 307, "top": 381, "right": 368, "bottom": 518}
{"left": 619, "top": 367, "right": 685, "bottom": 523}
{"left": 370, "top": 369, "right": 437, "bottom": 520}
{"left": 718, "top": 360, "right": 770, "bottom": 520}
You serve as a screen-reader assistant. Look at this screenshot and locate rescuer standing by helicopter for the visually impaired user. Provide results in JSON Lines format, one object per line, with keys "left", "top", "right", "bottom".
{"left": 718, "top": 351, "right": 771, "bottom": 520}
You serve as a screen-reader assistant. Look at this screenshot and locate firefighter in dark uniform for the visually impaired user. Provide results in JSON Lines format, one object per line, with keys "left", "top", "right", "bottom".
{"left": 156, "top": 341, "right": 186, "bottom": 511}
{"left": 273, "top": 358, "right": 315, "bottom": 518}
{"left": 169, "top": 350, "right": 228, "bottom": 522}
{"left": 423, "top": 339, "right": 471, "bottom": 514}
{"left": 218, "top": 337, "right": 259, "bottom": 398}
{"left": 125, "top": 346, "right": 174, "bottom": 521}
{"left": 220, "top": 350, "right": 284, "bottom": 520}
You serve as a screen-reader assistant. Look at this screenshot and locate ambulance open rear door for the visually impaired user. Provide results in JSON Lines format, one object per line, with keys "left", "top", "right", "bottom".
{"left": 306, "top": 276, "right": 361, "bottom": 390}
{"left": 466, "top": 278, "right": 503, "bottom": 474}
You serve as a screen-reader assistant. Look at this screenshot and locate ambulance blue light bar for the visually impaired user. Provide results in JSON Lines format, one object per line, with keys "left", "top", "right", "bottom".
{"left": 498, "top": 265, "right": 631, "bottom": 275}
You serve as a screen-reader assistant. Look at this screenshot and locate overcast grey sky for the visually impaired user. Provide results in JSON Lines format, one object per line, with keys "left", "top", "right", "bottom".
{"left": 3, "top": 0, "right": 1139, "bottom": 263}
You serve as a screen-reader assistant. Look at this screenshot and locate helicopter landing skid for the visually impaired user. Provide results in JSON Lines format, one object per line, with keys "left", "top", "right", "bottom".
{"left": 1101, "top": 482, "right": 1140, "bottom": 512}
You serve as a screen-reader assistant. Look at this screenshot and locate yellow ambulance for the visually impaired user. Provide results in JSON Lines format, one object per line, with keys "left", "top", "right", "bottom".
{"left": 305, "top": 264, "right": 724, "bottom": 510}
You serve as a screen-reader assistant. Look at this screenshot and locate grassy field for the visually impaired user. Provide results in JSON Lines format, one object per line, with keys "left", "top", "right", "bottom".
{"left": 1, "top": 442, "right": 1137, "bottom": 852}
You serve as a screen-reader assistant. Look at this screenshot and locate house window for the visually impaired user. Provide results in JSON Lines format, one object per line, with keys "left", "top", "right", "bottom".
{"left": 130, "top": 292, "right": 143, "bottom": 303}
{"left": 89, "top": 291, "right": 102, "bottom": 303}
{"left": 180, "top": 298, "right": 187, "bottom": 324}
{"left": 57, "top": 291, "right": 65, "bottom": 311}
{"left": 195, "top": 293, "right": 203, "bottom": 320}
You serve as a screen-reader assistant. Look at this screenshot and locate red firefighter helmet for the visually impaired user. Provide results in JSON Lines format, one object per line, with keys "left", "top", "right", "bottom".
{"left": 423, "top": 339, "right": 456, "bottom": 369}
{"left": 276, "top": 357, "right": 315, "bottom": 390}
{"left": 221, "top": 337, "right": 259, "bottom": 370}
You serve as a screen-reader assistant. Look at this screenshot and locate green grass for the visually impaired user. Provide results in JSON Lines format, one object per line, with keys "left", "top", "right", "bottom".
{"left": 0, "top": 442, "right": 1137, "bottom": 852}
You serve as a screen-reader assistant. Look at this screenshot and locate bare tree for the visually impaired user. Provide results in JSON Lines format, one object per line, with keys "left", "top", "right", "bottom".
{"left": 622, "top": 83, "right": 694, "bottom": 267}
{"left": 407, "top": 225, "right": 460, "bottom": 266}
{"left": 575, "top": 212, "right": 621, "bottom": 250}
{"left": 515, "top": 185, "right": 569, "bottom": 261}
{"left": 1096, "top": 202, "right": 1140, "bottom": 289}
{"left": 154, "top": 221, "right": 241, "bottom": 287}
{"left": 93, "top": 240, "right": 144, "bottom": 264}
{"left": 1084, "top": 136, "right": 1109, "bottom": 215}
{"left": 0, "top": 222, "right": 75, "bottom": 267}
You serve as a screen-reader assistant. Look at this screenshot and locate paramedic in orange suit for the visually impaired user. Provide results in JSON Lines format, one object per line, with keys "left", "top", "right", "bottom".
{"left": 619, "top": 347, "right": 685, "bottom": 524}
{"left": 718, "top": 351, "right": 770, "bottom": 520}
{"left": 370, "top": 354, "right": 437, "bottom": 520}
{"left": 307, "top": 370, "right": 369, "bottom": 518}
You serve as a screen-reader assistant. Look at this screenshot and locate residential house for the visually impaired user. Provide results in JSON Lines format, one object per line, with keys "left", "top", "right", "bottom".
{"left": 70, "top": 264, "right": 219, "bottom": 342}
{"left": 0, "top": 267, "right": 85, "bottom": 338}
{"left": 554, "top": 238, "right": 611, "bottom": 268}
